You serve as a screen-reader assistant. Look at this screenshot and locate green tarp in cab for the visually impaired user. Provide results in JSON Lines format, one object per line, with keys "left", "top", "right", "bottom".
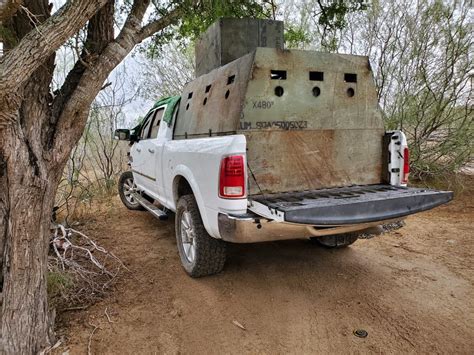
{"left": 151, "top": 95, "right": 181, "bottom": 126}
{"left": 132, "top": 95, "right": 181, "bottom": 134}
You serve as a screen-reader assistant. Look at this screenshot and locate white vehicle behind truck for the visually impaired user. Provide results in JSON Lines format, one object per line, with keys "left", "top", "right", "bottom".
{"left": 114, "top": 19, "right": 452, "bottom": 277}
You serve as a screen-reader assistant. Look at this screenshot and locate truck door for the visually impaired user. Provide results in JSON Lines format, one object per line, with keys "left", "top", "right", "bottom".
{"left": 130, "top": 108, "right": 162, "bottom": 193}
{"left": 138, "top": 107, "right": 165, "bottom": 195}
{"left": 140, "top": 106, "right": 166, "bottom": 198}
{"left": 148, "top": 107, "right": 173, "bottom": 200}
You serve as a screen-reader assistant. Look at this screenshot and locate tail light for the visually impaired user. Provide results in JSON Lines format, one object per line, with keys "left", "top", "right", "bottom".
{"left": 219, "top": 155, "right": 246, "bottom": 198}
{"left": 401, "top": 147, "right": 410, "bottom": 184}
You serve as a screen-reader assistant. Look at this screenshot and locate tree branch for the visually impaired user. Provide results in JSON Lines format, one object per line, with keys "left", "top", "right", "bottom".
{"left": 48, "top": 0, "right": 115, "bottom": 148}
{"left": 0, "top": 0, "right": 108, "bottom": 127}
{"left": 51, "top": 1, "right": 183, "bottom": 163}
{"left": 137, "top": 7, "right": 184, "bottom": 41}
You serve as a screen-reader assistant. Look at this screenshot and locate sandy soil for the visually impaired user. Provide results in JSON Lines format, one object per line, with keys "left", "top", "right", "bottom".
{"left": 58, "top": 187, "right": 473, "bottom": 354}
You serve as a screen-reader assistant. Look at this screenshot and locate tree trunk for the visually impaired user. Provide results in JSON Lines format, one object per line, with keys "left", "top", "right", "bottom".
{"left": 0, "top": 123, "right": 62, "bottom": 353}
{"left": 0, "top": 0, "right": 183, "bottom": 352}
{"left": 0, "top": 1, "right": 56, "bottom": 351}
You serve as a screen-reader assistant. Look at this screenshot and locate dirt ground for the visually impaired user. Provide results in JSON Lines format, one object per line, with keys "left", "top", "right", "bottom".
{"left": 58, "top": 185, "right": 473, "bottom": 354}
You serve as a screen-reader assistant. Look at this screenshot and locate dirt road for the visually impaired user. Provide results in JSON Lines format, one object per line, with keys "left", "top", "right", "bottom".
{"left": 61, "top": 190, "right": 473, "bottom": 354}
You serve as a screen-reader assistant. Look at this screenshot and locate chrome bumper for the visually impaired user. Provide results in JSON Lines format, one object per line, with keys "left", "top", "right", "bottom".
{"left": 218, "top": 212, "right": 402, "bottom": 243}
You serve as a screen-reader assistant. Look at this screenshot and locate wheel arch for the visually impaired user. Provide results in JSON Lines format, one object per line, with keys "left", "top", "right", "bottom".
{"left": 171, "top": 172, "right": 216, "bottom": 238}
{"left": 173, "top": 175, "right": 194, "bottom": 205}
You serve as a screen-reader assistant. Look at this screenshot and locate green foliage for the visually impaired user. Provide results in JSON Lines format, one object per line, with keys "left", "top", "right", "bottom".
{"left": 314, "top": 0, "right": 369, "bottom": 51}
{"left": 47, "top": 271, "right": 73, "bottom": 301}
{"left": 178, "top": 0, "right": 270, "bottom": 40}
{"left": 316, "top": 0, "right": 368, "bottom": 31}
{"left": 144, "top": 1, "right": 368, "bottom": 55}
{"left": 397, "top": 97, "right": 473, "bottom": 178}
{"left": 285, "top": 25, "right": 310, "bottom": 49}
{"left": 144, "top": 0, "right": 272, "bottom": 58}
{"left": 370, "top": 0, "right": 473, "bottom": 178}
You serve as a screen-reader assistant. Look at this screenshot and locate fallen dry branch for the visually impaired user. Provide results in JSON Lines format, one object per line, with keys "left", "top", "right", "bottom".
{"left": 48, "top": 223, "right": 127, "bottom": 310}
{"left": 87, "top": 322, "right": 100, "bottom": 355}
{"left": 104, "top": 307, "right": 115, "bottom": 324}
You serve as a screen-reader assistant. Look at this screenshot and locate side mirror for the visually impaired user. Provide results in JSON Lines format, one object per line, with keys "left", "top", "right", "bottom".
{"left": 130, "top": 133, "right": 138, "bottom": 142}
{"left": 114, "top": 129, "right": 130, "bottom": 141}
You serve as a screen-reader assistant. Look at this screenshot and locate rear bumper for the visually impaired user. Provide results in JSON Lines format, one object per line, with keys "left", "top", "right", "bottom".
{"left": 218, "top": 184, "right": 453, "bottom": 243}
{"left": 217, "top": 212, "right": 401, "bottom": 243}
{"left": 250, "top": 185, "right": 453, "bottom": 225}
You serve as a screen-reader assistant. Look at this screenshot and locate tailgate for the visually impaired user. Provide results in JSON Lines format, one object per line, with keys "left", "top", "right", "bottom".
{"left": 249, "top": 185, "right": 453, "bottom": 225}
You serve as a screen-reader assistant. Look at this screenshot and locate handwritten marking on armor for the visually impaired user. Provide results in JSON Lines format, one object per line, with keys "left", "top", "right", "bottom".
{"left": 252, "top": 100, "right": 274, "bottom": 109}
{"left": 240, "top": 121, "right": 308, "bottom": 130}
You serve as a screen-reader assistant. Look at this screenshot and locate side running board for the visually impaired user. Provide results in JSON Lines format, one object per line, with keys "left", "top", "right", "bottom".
{"left": 132, "top": 192, "right": 169, "bottom": 220}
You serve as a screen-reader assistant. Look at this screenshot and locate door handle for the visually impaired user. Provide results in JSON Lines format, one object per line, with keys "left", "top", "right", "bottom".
{"left": 148, "top": 148, "right": 155, "bottom": 154}
{"left": 136, "top": 148, "right": 141, "bottom": 153}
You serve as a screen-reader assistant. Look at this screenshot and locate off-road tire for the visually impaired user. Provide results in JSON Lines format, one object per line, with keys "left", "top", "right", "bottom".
{"left": 311, "top": 233, "right": 359, "bottom": 248}
{"left": 118, "top": 171, "right": 145, "bottom": 210}
{"left": 176, "top": 194, "right": 226, "bottom": 277}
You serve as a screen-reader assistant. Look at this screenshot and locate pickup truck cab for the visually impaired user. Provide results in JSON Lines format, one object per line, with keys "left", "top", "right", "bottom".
{"left": 115, "top": 48, "right": 452, "bottom": 277}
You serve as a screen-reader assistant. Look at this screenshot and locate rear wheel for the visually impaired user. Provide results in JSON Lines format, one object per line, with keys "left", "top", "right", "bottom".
{"left": 176, "top": 194, "right": 226, "bottom": 277}
{"left": 118, "top": 171, "right": 144, "bottom": 210}
{"left": 311, "top": 233, "right": 359, "bottom": 248}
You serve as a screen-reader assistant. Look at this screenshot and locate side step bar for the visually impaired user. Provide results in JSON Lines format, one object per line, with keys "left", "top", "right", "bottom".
{"left": 132, "top": 192, "right": 169, "bottom": 220}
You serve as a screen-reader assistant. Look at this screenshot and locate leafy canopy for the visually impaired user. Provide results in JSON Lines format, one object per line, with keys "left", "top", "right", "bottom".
{"left": 143, "top": 0, "right": 370, "bottom": 55}
{"left": 144, "top": 0, "right": 271, "bottom": 57}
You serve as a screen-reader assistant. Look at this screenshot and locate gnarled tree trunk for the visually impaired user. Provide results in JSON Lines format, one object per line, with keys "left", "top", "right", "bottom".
{"left": 0, "top": 125, "right": 62, "bottom": 353}
{"left": 0, "top": 0, "right": 110, "bottom": 352}
{"left": 0, "top": 0, "right": 183, "bottom": 352}
{"left": 0, "top": 1, "right": 59, "bottom": 351}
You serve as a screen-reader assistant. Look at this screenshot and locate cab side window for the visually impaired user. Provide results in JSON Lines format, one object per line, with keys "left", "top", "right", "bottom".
{"left": 140, "top": 107, "right": 165, "bottom": 140}
{"left": 149, "top": 108, "right": 164, "bottom": 139}
{"left": 140, "top": 111, "right": 154, "bottom": 140}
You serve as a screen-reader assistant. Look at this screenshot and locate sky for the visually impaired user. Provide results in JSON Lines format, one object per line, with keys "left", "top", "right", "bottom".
{"left": 112, "top": 55, "right": 156, "bottom": 124}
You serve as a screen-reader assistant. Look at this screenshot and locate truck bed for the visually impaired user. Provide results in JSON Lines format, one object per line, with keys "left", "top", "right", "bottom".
{"left": 250, "top": 185, "right": 453, "bottom": 225}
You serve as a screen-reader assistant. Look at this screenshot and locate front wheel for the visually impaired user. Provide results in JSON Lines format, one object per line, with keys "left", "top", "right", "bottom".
{"left": 175, "top": 195, "right": 226, "bottom": 277}
{"left": 118, "top": 171, "right": 144, "bottom": 210}
{"left": 311, "top": 233, "right": 359, "bottom": 248}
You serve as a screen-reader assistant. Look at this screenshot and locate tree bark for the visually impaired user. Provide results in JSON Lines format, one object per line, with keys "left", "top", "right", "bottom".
{"left": 0, "top": 1, "right": 61, "bottom": 350}
{"left": 0, "top": 0, "right": 184, "bottom": 352}
{"left": 0, "top": 124, "right": 61, "bottom": 354}
{"left": 0, "top": 0, "right": 109, "bottom": 128}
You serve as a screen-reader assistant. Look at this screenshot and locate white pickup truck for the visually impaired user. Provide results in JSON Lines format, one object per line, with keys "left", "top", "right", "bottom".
{"left": 115, "top": 48, "right": 452, "bottom": 277}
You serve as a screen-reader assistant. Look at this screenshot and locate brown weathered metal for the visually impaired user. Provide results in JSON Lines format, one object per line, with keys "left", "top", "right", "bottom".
{"left": 174, "top": 51, "right": 255, "bottom": 138}
{"left": 175, "top": 47, "right": 385, "bottom": 194}
{"left": 195, "top": 18, "right": 284, "bottom": 77}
